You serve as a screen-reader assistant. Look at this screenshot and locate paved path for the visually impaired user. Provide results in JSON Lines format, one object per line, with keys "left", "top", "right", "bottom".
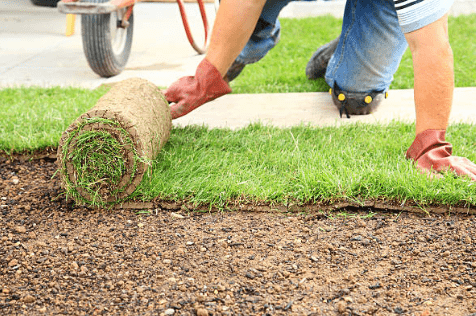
{"left": 174, "top": 88, "right": 476, "bottom": 129}
{"left": 0, "top": 0, "right": 213, "bottom": 88}
{"left": 2, "top": 0, "right": 476, "bottom": 128}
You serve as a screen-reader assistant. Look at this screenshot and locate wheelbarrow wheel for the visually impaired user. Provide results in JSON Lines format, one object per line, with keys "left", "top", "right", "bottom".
{"left": 81, "top": 0, "right": 133, "bottom": 78}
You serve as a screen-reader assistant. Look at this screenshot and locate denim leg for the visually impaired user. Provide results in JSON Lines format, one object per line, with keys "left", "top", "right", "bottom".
{"left": 233, "top": 0, "right": 294, "bottom": 65}
{"left": 325, "top": 0, "right": 408, "bottom": 93}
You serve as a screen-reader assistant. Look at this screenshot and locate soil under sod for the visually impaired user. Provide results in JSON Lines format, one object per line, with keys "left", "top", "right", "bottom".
{"left": 1, "top": 157, "right": 476, "bottom": 315}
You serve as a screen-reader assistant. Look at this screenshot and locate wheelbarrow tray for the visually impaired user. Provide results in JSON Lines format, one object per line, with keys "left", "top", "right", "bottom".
{"left": 58, "top": 0, "right": 139, "bottom": 14}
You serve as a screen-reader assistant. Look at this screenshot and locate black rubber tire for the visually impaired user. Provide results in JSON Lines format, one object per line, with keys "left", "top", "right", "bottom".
{"left": 30, "top": 0, "right": 60, "bottom": 7}
{"left": 81, "top": 0, "right": 134, "bottom": 78}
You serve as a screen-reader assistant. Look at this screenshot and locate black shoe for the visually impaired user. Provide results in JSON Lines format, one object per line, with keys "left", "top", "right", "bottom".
{"left": 306, "top": 37, "right": 340, "bottom": 80}
{"left": 225, "top": 60, "right": 246, "bottom": 83}
{"left": 330, "top": 83, "right": 388, "bottom": 118}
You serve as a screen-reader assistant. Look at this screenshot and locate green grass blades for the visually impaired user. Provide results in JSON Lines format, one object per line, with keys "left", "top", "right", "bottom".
{"left": 0, "top": 86, "right": 107, "bottom": 154}
{"left": 230, "top": 15, "right": 342, "bottom": 94}
{"left": 59, "top": 118, "right": 142, "bottom": 208}
{"left": 131, "top": 122, "right": 476, "bottom": 209}
{"left": 69, "top": 131, "right": 127, "bottom": 193}
{"left": 450, "top": 14, "right": 476, "bottom": 88}
{"left": 230, "top": 14, "right": 476, "bottom": 93}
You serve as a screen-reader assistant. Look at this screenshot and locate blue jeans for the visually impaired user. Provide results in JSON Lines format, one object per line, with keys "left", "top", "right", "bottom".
{"left": 233, "top": 0, "right": 291, "bottom": 65}
{"left": 236, "top": 0, "right": 408, "bottom": 93}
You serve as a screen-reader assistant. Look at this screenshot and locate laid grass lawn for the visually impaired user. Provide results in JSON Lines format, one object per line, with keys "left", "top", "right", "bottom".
{"left": 1, "top": 15, "right": 476, "bottom": 209}
{"left": 0, "top": 86, "right": 108, "bottom": 153}
{"left": 131, "top": 122, "right": 476, "bottom": 209}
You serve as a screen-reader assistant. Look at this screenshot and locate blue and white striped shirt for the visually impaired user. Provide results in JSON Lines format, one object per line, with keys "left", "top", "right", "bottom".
{"left": 394, "top": 0, "right": 454, "bottom": 33}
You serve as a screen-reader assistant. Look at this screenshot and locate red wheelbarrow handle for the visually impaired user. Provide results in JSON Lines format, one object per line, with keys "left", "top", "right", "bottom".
{"left": 176, "top": 0, "right": 209, "bottom": 55}
{"left": 58, "top": 0, "right": 209, "bottom": 54}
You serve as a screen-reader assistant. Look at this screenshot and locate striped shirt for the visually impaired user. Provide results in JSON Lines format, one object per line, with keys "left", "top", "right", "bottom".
{"left": 394, "top": 0, "right": 454, "bottom": 33}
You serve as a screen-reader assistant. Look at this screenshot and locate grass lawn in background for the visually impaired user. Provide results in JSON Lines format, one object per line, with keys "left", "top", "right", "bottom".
{"left": 1, "top": 15, "right": 476, "bottom": 209}
{"left": 230, "top": 14, "right": 476, "bottom": 93}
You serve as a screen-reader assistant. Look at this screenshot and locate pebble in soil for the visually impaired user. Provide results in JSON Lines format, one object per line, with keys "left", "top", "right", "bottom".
{"left": 1, "top": 158, "right": 476, "bottom": 315}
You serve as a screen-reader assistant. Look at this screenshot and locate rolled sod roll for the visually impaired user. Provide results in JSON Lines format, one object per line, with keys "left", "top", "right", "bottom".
{"left": 57, "top": 78, "right": 172, "bottom": 207}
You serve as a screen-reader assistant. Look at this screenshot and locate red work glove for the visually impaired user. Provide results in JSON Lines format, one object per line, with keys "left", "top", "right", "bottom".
{"left": 164, "top": 59, "right": 232, "bottom": 119}
{"left": 406, "top": 129, "right": 476, "bottom": 181}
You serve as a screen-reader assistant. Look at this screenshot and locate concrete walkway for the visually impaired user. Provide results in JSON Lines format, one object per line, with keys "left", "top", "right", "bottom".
{"left": 2, "top": 0, "right": 476, "bottom": 129}
{"left": 174, "top": 88, "right": 476, "bottom": 129}
{"left": 0, "top": 0, "right": 214, "bottom": 88}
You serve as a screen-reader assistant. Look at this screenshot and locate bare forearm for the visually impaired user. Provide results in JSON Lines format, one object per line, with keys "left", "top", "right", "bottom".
{"left": 412, "top": 41, "right": 454, "bottom": 135}
{"left": 206, "top": 0, "right": 267, "bottom": 76}
{"left": 405, "top": 14, "right": 453, "bottom": 135}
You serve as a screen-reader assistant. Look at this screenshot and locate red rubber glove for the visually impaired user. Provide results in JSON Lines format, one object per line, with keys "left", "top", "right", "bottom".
{"left": 164, "top": 59, "right": 231, "bottom": 119}
{"left": 406, "top": 129, "right": 476, "bottom": 181}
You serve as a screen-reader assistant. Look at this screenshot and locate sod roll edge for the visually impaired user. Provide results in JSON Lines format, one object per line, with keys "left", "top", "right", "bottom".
{"left": 57, "top": 78, "right": 172, "bottom": 207}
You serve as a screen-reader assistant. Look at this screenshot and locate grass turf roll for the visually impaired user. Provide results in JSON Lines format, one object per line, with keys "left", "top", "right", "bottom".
{"left": 57, "top": 78, "right": 172, "bottom": 207}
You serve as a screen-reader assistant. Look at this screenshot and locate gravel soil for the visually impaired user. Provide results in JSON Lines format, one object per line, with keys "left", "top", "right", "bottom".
{"left": 1, "top": 157, "right": 476, "bottom": 316}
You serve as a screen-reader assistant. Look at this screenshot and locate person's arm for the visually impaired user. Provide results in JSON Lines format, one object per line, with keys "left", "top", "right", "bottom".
{"left": 404, "top": 14, "right": 452, "bottom": 135}
{"left": 405, "top": 14, "right": 476, "bottom": 180}
{"left": 164, "top": 0, "right": 267, "bottom": 119}
{"left": 206, "top": 0, "right": 268, "bottom": 76}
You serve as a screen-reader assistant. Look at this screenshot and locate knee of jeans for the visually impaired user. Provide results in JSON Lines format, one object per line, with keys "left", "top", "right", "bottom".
{"left": 325, "top": 78, "right": 391, "bottom": 95}
{"left": 325, "top": 75, "right": 391, "bottom": 95}
{"left": 325, "top": 58, "right": 394, "bottom": 93}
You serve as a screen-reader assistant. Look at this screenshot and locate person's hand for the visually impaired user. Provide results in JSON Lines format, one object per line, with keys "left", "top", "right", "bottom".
{"left": 406, "top": 129, "right": 476, "bottom": 181}
{"left": 164, "top": 59, "right": 231, "bottom": 119}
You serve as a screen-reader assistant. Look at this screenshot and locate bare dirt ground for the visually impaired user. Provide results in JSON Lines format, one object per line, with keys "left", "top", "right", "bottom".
{"left": 1, "top": 157, "right": 476, "bottom": 316}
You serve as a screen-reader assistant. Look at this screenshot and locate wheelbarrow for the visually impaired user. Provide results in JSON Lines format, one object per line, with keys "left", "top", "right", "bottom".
{"left": 57, "top": 0, "right": 212, "bottom": 78}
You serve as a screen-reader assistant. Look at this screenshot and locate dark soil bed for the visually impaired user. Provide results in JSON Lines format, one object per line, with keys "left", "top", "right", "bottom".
{"left": 1, "top": 158, "right": 476, "bottom": 315}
